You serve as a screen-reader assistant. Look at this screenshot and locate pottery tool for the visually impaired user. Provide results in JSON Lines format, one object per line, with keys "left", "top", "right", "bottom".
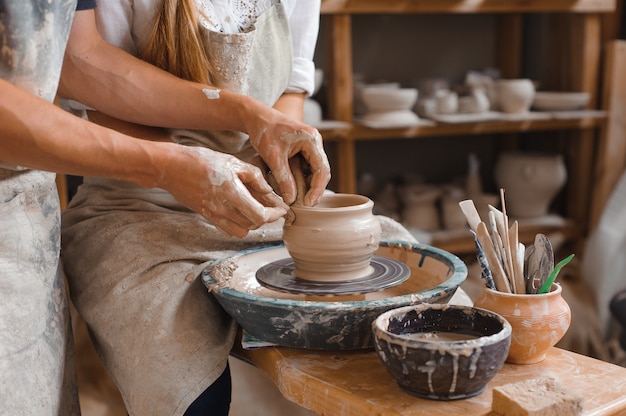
{"left": 516, "top": 241, "right": 525, "bottom": 292}
{"left": 508, "top": 221, "right": 525, "bottom": 295}
{"left": 487, "top": 211, "right": 506, "bottom": 273}
{"left": 476, "top": 221, "right": 511, "bottom": 293}
{"left": 458, "top": 199, "right": 482, "bottom": 232}
{"left": 470, "top": 230, "right": 496, "bottom": 290}
{"left": 524, "top": 234, "right": 554, "bottom": 294}
{"left": 488, "top": 204, "right": 515, "bottom": 292}
{"left": 499, "top": 189, "right": 518, "bottom": 293}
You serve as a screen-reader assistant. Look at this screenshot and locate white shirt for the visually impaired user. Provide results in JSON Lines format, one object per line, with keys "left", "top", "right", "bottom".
{"left": 94, "top": 0, "right": 320, "bottom": 95}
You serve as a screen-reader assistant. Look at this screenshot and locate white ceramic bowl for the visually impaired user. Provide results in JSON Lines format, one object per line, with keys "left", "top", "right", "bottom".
{"left": 532, "top": 91, "right": 590, "bottom": 111}
{"left": 360, "top": 110, "right": 420, "bottom": 128}
{"left": 360, "top": 87, "right": 418, "bottom": 113}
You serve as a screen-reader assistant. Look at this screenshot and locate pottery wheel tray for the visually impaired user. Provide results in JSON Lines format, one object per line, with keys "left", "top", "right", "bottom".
{"left": 255, "top": 255, "right": 411, "bottom": 296}
{"left": 202, "top": 240, "right": 467, "bottom": 350}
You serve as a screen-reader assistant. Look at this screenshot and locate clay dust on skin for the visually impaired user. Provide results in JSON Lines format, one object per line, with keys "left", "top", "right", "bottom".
{"left": 269, "top": 130, "right": 322, "bottom": 184}
{"left": 202, "top": 88, "right": 221, "bottom": 99}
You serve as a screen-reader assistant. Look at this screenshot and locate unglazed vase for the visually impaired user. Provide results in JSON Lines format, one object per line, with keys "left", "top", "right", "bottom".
{"left": 494, "top": 152, "right": 567, "bottom": 218}
{"left": 399, "top": 184, "right": 441, "bottom": 232}
{"left": 282, "top": 193, "right": 381, "bottom": 282}
{"left": 496, "top": 79, "right": 535, "bottom": 114}
{"left": 473, "top": 284, "right": 571, "bottom": 364}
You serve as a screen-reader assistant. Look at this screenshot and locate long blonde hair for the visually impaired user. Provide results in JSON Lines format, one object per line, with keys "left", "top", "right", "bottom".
{"left": 142, "top": 0, "right": 217, "bottom": 85}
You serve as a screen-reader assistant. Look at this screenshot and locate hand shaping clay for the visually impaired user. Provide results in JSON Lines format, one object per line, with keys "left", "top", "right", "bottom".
{"left": 491, "top": 376, "right": 583, "bottom": 416}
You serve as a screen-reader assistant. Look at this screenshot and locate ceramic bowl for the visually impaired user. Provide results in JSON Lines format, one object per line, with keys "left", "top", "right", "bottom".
{"left": 372, "top": 303, "right": 511, "bottom": 400}
{"left": 495, "top": 79, "right": 535, "bottom": 114}
{"left": 360, "top": 110, "right": 420, "bottom": 128}
{"left": 202, "top": 241, "right": 467, "bottom": 350}
{"left": 532, "top": 91, "right": 590, "bottom": 111}
{"left": 360, "top": 87, "right": 418, "bottom": 113}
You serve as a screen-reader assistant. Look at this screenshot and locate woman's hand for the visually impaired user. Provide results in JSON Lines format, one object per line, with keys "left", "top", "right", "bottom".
{"left": 245, "top": 108, "right": 331, "bottom": 206}
{"left": 163, "top": 146, "right": 289, "bottom": 238}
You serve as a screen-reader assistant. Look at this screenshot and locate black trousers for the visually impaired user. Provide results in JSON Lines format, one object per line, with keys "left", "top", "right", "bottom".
{"left": 184, "top": 363, "right": 232, "bottom": 416}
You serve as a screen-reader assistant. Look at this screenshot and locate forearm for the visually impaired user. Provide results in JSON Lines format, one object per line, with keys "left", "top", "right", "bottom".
{"left": 0, "top": 79, "right": 175, "bottom": 189}
{"left": 273, "top": 92, "right": 306, "bottom": 121}
{"left": 59, "top": 10, "right": 264, "bottom": 134}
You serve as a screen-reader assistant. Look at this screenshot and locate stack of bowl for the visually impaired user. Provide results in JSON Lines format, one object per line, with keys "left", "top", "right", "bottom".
{"left": 359, "top": 85, "right": 419, "bottom": 128}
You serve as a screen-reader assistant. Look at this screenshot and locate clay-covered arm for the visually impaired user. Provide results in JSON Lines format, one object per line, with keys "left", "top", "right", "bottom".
{"left": 59, "top": 10, "right": 330, "bottom": 206}
{"left": 0, "top": 79, "right": 287, "bottom": 237}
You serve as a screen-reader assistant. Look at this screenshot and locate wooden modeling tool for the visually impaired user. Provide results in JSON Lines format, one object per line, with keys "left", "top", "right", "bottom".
{"left": 477, "top": 222, "right": 511, "bottom": 293}
{"left": 458, "top": 199, "right": 482, "bottom": 232}
{"left": 499, "top": 189, "right": 517, "bottom": 293}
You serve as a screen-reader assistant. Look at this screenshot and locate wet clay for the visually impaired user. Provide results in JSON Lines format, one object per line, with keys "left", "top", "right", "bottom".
{"left": 283, "top": 193, "right": 381, "bottom": 281}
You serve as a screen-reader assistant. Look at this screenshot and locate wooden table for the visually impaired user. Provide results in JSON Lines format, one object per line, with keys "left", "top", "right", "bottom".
{"left": 233, "top": 345, "right": 626, "bottom": 415}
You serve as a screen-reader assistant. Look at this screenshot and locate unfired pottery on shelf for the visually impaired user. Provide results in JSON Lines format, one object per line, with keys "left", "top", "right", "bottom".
{"left": 399, "top": 184, "right": 441, "bottom": 232}
{"left": 473, "top": 283, "right": 571, "bottom": 364}
{"left": 495, "top": 79, "right": 535, "bottom": 114}
{"left": 282, "top": 193, "right": 381, "bottom": 282}
{"left": 360, "top": 87, "right": 418, "bottom": 113}
{"left": 359, "top": 110, "right": 421, "bottom": 129}
{"left": 532, "top": 91, "right": 590, "bottom": 111}
{"left": 435, "top": 90, "right": 459, "bottom": 114}
{"left": 494, "top": 152, "right": 567, "bottom": 218}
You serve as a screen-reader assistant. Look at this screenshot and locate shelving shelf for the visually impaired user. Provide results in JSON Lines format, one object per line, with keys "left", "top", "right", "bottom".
{"left": 320, "top": 113, "right": 607, "bottom": 142}
{"left": 316, "top": 0, "right": 615, "bottom": 254}
{"left": 320, "top": 0, "right": 615, "bottom": 14}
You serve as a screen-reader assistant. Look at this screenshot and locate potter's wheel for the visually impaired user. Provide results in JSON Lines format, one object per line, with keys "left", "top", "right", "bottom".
{"left": 202, "top": 241, "right": 468, "bottom": 350}
{"left": 255, "top": 256, "right": 410, "bottom": 295}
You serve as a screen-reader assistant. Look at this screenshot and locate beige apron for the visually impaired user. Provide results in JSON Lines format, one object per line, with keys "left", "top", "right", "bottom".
{"left": 62, "top": 3, "right": 293, "bottom": 415}
{"left": 0, "top": 2, "right": 80, "bottom": 415}
{"left": 61, "top": 3, "right": 416, "bottom": 415}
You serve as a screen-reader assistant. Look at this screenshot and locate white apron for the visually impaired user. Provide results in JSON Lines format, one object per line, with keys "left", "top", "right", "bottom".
{"left": 62, "top": 2, "right": 293, "bottom": 415}
{"left": 0, "top": 1, "right": 80, "bottom": 415}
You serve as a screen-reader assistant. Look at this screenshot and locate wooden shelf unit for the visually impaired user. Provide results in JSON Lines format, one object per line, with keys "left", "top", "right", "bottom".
{"left": 317, "top": 0, "right": 615, "bottom": 254}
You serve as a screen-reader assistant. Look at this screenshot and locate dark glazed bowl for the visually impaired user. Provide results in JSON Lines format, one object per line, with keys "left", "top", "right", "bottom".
{"left": 372, "top": 303, "right": 511, "bottom": 400}
{"left": 202, "top": 241, "right": 467, "bottom": 350}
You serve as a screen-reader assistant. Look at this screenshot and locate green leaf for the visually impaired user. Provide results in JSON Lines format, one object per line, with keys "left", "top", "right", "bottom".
{"left": 538, "top": 254, "right": 575, "bottom": 294}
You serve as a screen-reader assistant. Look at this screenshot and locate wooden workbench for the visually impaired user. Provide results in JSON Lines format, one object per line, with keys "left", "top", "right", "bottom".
{"left": 233, "top": 345, "right": 626, "bottom": 415}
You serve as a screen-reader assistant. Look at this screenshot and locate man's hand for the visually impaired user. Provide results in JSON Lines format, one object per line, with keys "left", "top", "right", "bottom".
{"left": 164, "top": 146, "right": 289, "bottom": 238}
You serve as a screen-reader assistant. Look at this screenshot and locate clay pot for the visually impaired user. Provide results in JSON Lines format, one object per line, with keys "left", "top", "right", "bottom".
{"left": 435, "top": 90, "right": 459, "bottom": 114}
{"left": 494, "top": 152, "right": 567, "bottom": 218}
{"left": 441, "top": 193, "right": 467, "bottom": 230}
{"left": 373, "top": 303, "right": 511, "bottom": 400}
{"left": 473, "top": 284, "right": 571, "bottom": 364}
{"left": 399, "top": 184, "right": 441, "bottom": 232}
{"left": 282, "top": 193, "right": 381, "bottom": 282}
{"left": 496, "top": 79, "right": 535, "bottom": 114}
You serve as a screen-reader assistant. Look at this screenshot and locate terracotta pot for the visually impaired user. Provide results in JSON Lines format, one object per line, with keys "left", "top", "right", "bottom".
{"left": 473, "top": 284, "right": 571, "bottom": 364}
{"left": 282, "top": 193, "right": 381, "bottom": 282}
{"left": 494, "top": 152, "right": 567, "bottom": 218}
{"left": 496, "top": 79, "right": 535, "bottom": 114}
